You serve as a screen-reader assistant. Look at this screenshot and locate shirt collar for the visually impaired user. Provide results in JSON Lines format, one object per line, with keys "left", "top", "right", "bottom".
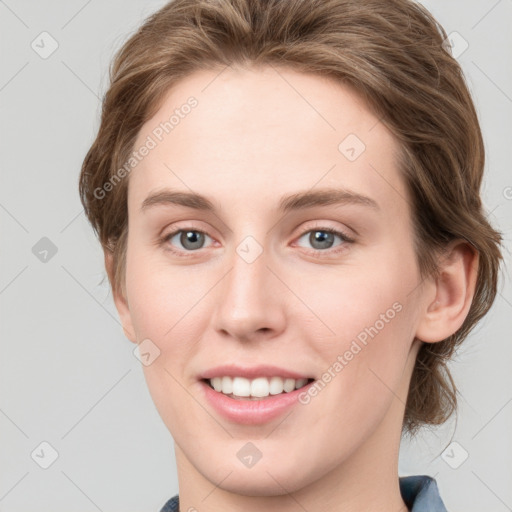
{"left": 399, "top": 475, "right": 448, "bottom": 512}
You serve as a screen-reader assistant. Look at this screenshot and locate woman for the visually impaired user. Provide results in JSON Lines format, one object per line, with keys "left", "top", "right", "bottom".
{"left": 79, "top": 0, "right": 503, "bottom": 510}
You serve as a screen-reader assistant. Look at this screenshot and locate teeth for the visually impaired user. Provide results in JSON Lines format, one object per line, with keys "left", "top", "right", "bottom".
{"left": 221, "top": 376, "right": 232, "bottom": 394}
{"left": 211, "top": 377, "right": 222, "bottom": 392}
{"left": 269, "top": 376, "right": 283, "bottom": 395}
{"left": 208, "top": 376, "right": 310, "bottom": 398}
{"left": 233, "top": 377, "right": 251, "bottom": 397}
{"left": 251, "top": 377, "right": 269, "bottom": 397}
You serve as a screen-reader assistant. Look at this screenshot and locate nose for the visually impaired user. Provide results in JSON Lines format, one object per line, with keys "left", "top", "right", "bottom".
{"left": 211, "top": 243, "right": 287, "bottom": 343}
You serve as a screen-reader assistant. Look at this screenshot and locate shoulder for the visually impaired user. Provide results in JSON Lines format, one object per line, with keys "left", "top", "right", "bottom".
{"left": 159, "top": 494, "right": 179, "bottom": 512}
{"left": 399, "top": 474, "right": 448, "bottom": 512}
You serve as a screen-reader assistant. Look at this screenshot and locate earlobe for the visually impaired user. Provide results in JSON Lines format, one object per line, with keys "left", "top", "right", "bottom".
{"left": 415, "top": 240, "right": 479, "bottom": 344}
{"left": 104, "top": 250, "right": 137, "bottom": 343}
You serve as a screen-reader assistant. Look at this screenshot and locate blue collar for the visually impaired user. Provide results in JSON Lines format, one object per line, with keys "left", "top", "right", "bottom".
{"left": 399, "top": 475, "right": 448, "bottom": 511}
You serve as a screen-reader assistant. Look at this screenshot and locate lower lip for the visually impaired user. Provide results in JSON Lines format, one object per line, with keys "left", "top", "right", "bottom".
{"left": 200, "top": 380, "right": 314, "bottom": 425}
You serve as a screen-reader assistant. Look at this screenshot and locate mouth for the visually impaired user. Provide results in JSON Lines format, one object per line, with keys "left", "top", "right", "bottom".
{"left": 201, "top": 376, "right": 315, "bottom": 400}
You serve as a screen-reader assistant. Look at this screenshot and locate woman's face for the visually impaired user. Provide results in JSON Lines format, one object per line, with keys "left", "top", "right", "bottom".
{"left": 118, "top": 65, "right": 428, "bottom": 494}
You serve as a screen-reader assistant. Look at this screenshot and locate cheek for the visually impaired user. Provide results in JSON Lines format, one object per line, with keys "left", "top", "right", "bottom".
{"left": 290, "top": 248, "right": 415, "bottom": 347}
{"left": 124, "top": 249, "right": 218, "bottom": 413}
{"left": 125, "top": 245, "right": 211, "bottom": 339}
{"left": 289, "top": 248, "right": 418, "bottom": 407}
{"left": 125, "top": 255, "right": 212, "bottom": 425}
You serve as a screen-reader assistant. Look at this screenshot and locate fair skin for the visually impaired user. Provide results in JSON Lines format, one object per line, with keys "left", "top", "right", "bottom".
{"left": 107, "top": 65, "right": 477, "bottom": 512}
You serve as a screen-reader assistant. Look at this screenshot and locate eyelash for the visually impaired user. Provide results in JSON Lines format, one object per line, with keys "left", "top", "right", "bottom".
{"left": 159, "top": 226, "right": 355, "bottom": 258}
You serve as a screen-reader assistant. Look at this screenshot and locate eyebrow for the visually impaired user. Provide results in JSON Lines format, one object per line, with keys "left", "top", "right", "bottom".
{"left": 140, "top": 187, "right": 379, "bottom": 213}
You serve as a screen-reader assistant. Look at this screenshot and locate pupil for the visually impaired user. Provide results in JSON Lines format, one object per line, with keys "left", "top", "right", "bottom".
{"left": 311, "top": 231, "right": 334, "bottom": 249}
{"left": 181, "top": 231, "right": 204, "bottom": 250}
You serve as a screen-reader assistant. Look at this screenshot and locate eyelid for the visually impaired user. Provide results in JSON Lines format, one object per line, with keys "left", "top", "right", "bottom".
{"left": 162, "top": 227, "right": 215, "bottom": 247}
{"left": 292, "top": 225, "right": 355, "bottom": 256}
{"left": 159, "top": 222, "right": 356, "bottom": 257}
{"left": 157, "top": 221, "right": 218, "bottom": 258}
{"left": 298, "top": 221, "right": 354, "bottom": 237}
{"left": 158, "top": 219, "right": 218, "bottom": 242}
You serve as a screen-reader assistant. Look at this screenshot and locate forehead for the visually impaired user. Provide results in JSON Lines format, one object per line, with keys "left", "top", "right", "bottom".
{"left": 129, "top": 65, "right": 408, "bottom": 217}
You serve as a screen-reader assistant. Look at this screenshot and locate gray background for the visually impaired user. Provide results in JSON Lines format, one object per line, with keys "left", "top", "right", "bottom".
{"left": 1, "top": 0, "right": 511, "bottom": 510}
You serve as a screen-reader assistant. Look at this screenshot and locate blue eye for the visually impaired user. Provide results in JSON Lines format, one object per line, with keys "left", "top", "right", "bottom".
{"left": 160, "top": 226, "right": 354, "bottom": 257}
{"left": 296, "top": 228, "right": 353, "bottom": 251}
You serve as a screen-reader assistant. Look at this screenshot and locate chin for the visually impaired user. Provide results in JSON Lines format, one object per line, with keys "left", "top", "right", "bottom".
{"left": 214, "top": 472, "right": 306, "bottom": 497}
{"left": 198, "top": 456, "right": 315, "bottom": 497}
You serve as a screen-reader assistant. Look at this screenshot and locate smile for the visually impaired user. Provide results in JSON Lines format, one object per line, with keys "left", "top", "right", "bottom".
{"left": 205, "top": 376, "right": 314, "bottom": 400}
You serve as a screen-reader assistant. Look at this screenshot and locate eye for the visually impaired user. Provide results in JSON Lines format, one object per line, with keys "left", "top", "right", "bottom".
{"left": 295, "top": 228, "right": 353, "bottom": 252}
{"left": 160, "top": 226, "right": 353, "bottom": 256}
{"left": 163, "top": 229, "right": 214, "bottom": 252}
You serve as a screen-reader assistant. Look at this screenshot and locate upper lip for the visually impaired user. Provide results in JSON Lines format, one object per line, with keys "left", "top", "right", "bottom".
{"left": 199, "top": 364, "right": 314, "bottom": 381}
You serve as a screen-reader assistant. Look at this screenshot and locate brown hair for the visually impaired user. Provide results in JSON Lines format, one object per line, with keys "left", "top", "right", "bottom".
{"left": 79, "top": 0, "right": 503, "bottom": 435}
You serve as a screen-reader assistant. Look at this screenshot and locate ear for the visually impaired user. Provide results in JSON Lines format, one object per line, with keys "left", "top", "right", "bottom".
{"left": 104, "top": 250, "right": 137, "bottom": 343}
{"left": 415, "top": 240, "right": 479, "bottom": 343}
